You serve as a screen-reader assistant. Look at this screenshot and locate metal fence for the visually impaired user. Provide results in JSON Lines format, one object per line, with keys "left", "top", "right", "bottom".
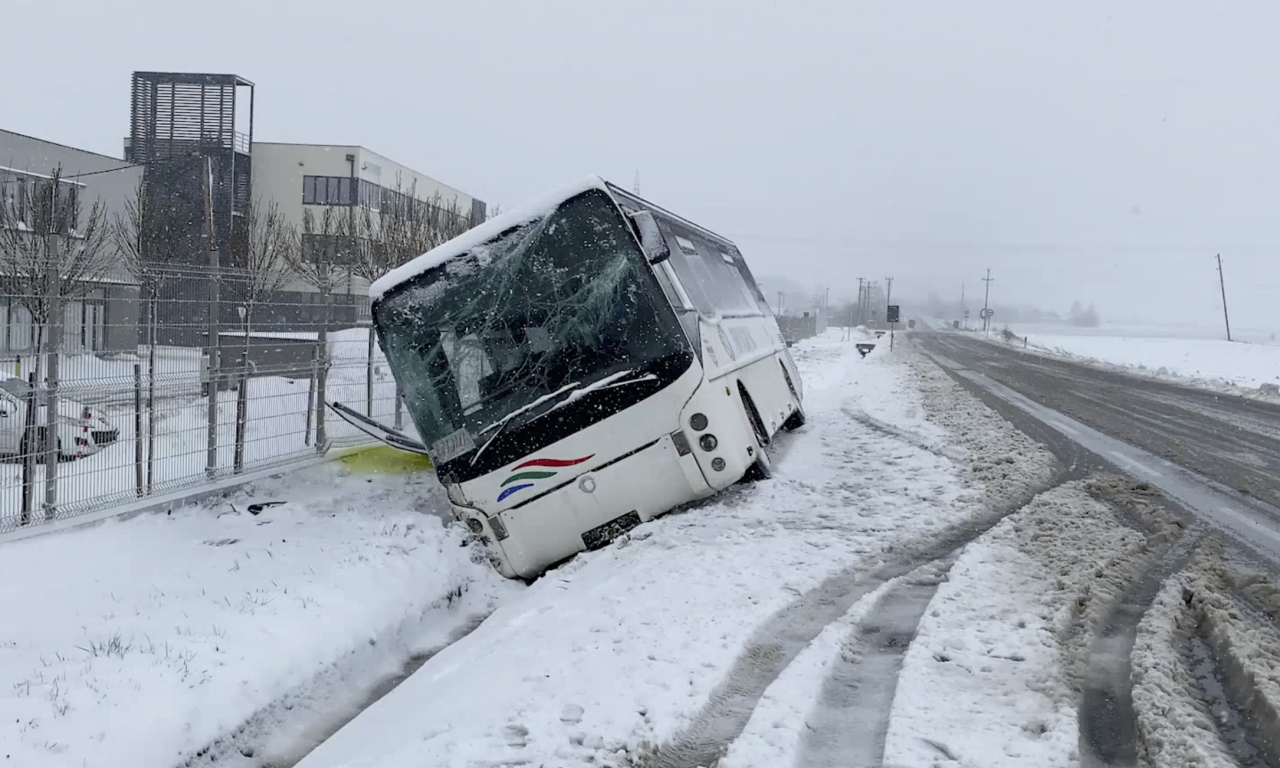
{"left": 0, "top": 264, "right": 404, "bottom": 535}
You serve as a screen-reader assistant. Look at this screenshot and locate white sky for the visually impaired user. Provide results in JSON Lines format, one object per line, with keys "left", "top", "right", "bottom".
{"left": 3, "top": 0, "right": 1277, "bottom": 331}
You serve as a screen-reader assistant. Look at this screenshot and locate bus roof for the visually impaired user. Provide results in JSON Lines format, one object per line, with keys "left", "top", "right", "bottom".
{"left": 369, "top": 175, "right": 610, "bottom": 301}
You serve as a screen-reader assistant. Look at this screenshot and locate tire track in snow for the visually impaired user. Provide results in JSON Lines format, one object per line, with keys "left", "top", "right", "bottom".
{"left": 635, "top": 488, "right": 1056, "bottom": 768}
{"left": 634, "top": 342, "right": 1061, "bottom": 768}
{"left": 1075, "top": 480, "right": 1202, "bottom": 768}
{"left": 1181, "top": 563, "right": 1280, "bottom": 768}
{"left": 794, "top": 555, "right": 957, "bottom": 768}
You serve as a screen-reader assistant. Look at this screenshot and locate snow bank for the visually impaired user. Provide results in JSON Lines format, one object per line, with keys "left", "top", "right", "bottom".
{"left": 987, "top": 325, "right": 1280, "bottom": 396}
{"left": 1182, "top": 557, "right": 1280, "bottom": 756}
{"left": 883, "top": 481, "right": 1143, "bottom": 768}
{"left": 296, "top": 331, "right": 982, "bottom": 768}
{"left": 0, "top": 462, "right": 507, "bottom": 768}
{"left": 903, "top": 344, "right": 1059, "bottom": 510}
{"left": 1130, "top": 568, "right": 1240, "bottom": 768}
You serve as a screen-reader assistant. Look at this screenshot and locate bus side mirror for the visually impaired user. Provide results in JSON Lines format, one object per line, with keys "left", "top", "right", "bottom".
{"left": 629, "top": 210, "right": 670, "bottom": 265}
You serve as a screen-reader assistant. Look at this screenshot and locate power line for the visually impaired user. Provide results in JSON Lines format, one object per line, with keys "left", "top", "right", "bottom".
{"left": 725, "top": 232, "right": 1280, "bottom": 254}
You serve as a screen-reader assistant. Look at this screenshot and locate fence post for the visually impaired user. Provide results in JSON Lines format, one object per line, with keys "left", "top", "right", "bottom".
{"left": 134, "top": 363, "right": 144, "bottom": 497}
{"left": 206, "top": 250, "right": 221, "bottom": 479}
{"left": 315, "top": 299, "right": 329, "bottom": 453}
{"left": 394, "top": 386, "right": 404, "bottom": 431}
{"left": 234, "top": 352, "right": 248, "bottom": 474}
{"left": 366, "top": 325, "right": 375, "bottom": 417}
{"left": 21, "top": 372, "right": 38, "bottom": 525}
{"left": 304, "top": 343, "right": 317, "bottom": 447}
{"left": 42, "top": 233, "right": 62, "bottom": 520}
{"left": 146, "top": 294, "right": 157, "bottom": 495}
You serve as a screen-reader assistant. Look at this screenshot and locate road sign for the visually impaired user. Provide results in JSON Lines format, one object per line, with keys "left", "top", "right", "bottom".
{"left": 963, "top": 309, "right": 970, "bottom": 318}
{"left": 980, "top": 308, "right": 994, "bottom": 320}
{"left": 887, "top": 305, "right": 900, "bottom": 324}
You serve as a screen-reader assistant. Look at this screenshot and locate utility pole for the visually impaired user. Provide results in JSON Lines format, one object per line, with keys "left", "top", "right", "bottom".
{"left": 856, "top": 277, "right": 865, "bottom": 327}
{"left": 633, "top": 169, "right": 640, "bottom": 195}
{"left": 1216, "top": 254, "right": 1232, "bottom": 342}
{"left": 886, "top": 276, "right": 895, "bottom": 350}
{"left": 961, "top": 283, "right": 966, "bottom": 329}
{"left": 982, "top": 269, "right": 994, "bottom": 335}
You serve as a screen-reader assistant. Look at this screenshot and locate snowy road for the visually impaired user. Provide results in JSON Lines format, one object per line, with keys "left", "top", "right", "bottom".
{"left": 918, "top": 330, "right": 1280, "bottom": 541}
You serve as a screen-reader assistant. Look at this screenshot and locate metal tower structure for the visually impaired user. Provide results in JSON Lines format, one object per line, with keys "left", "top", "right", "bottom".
{"left": 126, "top": 71, "right": 255, "bottom": 267}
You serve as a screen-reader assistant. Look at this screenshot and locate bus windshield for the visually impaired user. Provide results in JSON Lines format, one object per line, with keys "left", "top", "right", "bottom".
{"left": 374, "top": 188, "right": 693, "bottom": 477}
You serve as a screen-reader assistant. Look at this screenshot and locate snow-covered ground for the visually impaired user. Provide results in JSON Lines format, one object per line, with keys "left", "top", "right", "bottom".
{"left": 293, "top": 331, "right": 978, "bottom": 768}
{"left": 11, "top": 325, "right": 1275, "bottom": 768}
{"left": 292, "top": 330, "right": 1074, "bottom": 768}
{"left": 984, "top": 321, "right": 1280, "bottom": 394}
{"left": 0, "top": 458, "right": 511, "bottom": 768}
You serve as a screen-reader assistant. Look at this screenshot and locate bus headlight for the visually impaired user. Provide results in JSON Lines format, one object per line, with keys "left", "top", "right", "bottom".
{"left": 465, "top": 517, "right": 484, "bottom": 535}
{"left": 711, "top": 457, "right": 726, "bottom": 471}
{"left": 699, "top": 434, "right": 718, "bottom": 452}
{"left": 689, "top": 413, "right": 708, "bottom": 431}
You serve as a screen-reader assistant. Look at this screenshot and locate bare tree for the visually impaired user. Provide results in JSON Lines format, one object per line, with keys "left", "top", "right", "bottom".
{"left": 113, "top": 176, "right": 187, "bottom": 492}
{"left": 225, "top": 199, "right": 297, "bottom": 368}
{"left": 0, "top": 167, "right": 114, "bottom": 375}
{"left": 287, "top": 206, "right": 352, "bottom": 449}
{"left": 0, "top": 167, "right": 113, "bottom": 514}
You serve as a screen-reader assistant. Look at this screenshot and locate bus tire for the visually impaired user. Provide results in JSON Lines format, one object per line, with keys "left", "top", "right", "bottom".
{"left": 737, "top": 387, "right": 773, "bottom": 483}
{"left": 782, "top": 404, "right": 806, "bottom": 431}
{"left": 741, "top": 447, "right": 772, "bottom": 482}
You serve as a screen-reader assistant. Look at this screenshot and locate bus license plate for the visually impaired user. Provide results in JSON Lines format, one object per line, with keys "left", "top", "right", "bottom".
{"left": 431, "top": 427, "right": 475, "bottom": 464}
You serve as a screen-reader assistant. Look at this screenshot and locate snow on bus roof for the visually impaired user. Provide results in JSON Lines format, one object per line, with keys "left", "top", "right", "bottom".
{"left": 369, "top": 175, "right": 610, "bottom": 301}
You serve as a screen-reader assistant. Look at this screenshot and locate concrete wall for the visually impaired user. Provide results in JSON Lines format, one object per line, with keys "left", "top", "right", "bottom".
{"left": 0, "top": 129, "right": 144, "bottom": 244}
{"left": 1, "top": 129, "right": 144, "bottom": 353}
{"left": 104, "top": 284, "right": 140, "bottom": 351}
{"left": 250, "top": 142, "right": 485, "bottom": 299}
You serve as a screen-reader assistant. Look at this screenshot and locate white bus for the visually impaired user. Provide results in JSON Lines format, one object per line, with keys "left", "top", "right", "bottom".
{"left": 354, "top": 177, "right": 805, "bottom": 580}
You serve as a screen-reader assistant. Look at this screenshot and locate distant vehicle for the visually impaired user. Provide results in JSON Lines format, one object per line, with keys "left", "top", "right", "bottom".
{"left": 908, "top": 319, "right": 916, "bottom": 329}
{"left": 0, "top": 378, "right": 118, "bottom": 460}
{"left": 351, "top": 176, "right": 805, "bottom": 579}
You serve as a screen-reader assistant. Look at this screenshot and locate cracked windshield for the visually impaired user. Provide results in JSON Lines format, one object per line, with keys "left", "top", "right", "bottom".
{"left": 2, "top": 2, "right": 1278, "bottom": 768}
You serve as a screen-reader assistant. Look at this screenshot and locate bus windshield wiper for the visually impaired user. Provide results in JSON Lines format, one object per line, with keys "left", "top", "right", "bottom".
{"left": 543, "top": 370, "right": 658, "bottom": 416}
{"left": 470, "top": 381, "right": 580, "bottom": 466}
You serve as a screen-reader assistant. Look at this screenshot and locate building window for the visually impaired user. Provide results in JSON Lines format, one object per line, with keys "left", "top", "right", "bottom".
{"left": 302, "top": 175, "right": 356, "bottom": 206}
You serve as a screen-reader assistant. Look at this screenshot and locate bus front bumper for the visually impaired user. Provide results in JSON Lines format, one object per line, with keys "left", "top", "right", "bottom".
{"left": 468, "top": 432, "right": 712, "bottom": 579}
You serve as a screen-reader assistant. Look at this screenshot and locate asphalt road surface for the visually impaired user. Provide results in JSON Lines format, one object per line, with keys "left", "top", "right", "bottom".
{"left": 913, "top": 330, "right": 1280, "bottom": 515}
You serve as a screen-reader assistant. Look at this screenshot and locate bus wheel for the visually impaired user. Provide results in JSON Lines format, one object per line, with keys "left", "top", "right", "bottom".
{"left": 738, "top": 387, "right": 772, "bottom": 483}
{"left": 782, "top": 404, "right": 806, "bottom": 431}
{"left": 780, "top": 361, "right": 805, "bottom": 431}
{"left": 741, "top": 446, "right": 772, "bottom": 482}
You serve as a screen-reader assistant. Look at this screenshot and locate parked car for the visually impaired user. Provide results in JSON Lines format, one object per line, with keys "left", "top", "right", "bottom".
{"left": 0, "top": 378, "right": 119, "bottom": 460}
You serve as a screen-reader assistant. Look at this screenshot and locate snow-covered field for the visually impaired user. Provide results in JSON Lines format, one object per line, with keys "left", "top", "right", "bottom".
{"left": 0, "top": 459, "right": 512, "bottom": 768}
{"left": 984, "top": 321, "right": 1280, "bottom": 394}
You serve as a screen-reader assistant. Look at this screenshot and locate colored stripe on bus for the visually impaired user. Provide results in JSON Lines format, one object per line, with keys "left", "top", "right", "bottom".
{"left": 497, "top": 484, "right": 534, "bottom": 503}
{"left": 513, "top": 455, "right": 594, "bottom": 470}
{"left": 501, "top": 470, "right": 556, "bottom": 486}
